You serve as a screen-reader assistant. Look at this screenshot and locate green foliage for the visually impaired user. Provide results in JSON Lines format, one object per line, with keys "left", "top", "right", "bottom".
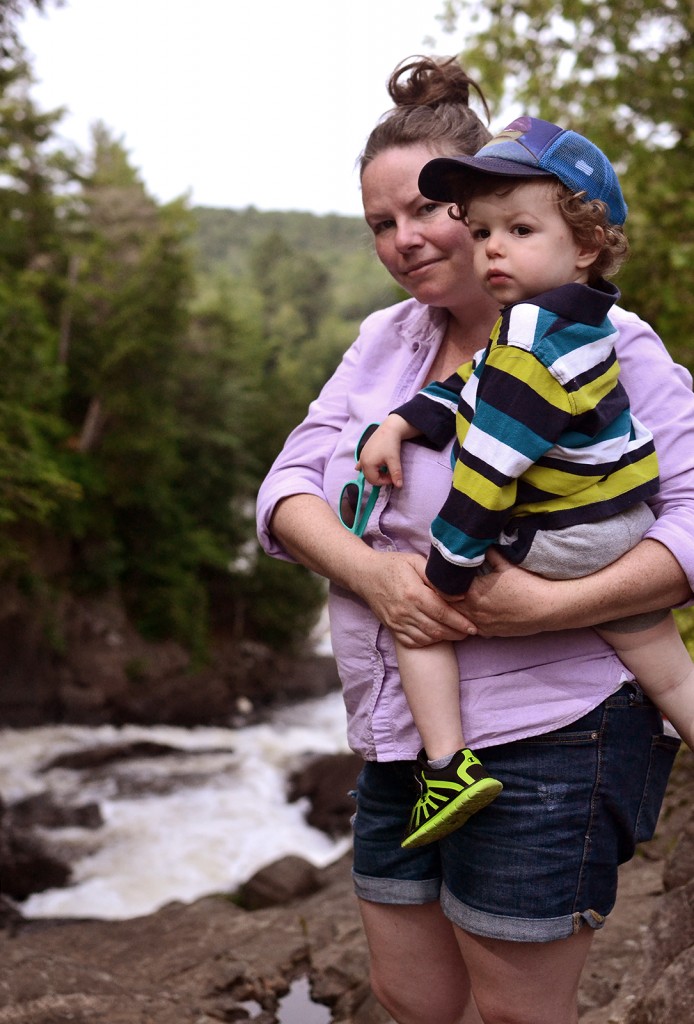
{"left": 0, "top": 275, "right": 74, "bottom": 535}
{"left": 55, "top": 125, "right": 215, "bottom": 651}
{"left": 193, "top": 207, "right": 372, "bottom": 272}
{"left": 440, "top": 0, "right": 694, "bottom": 371}
{"left": 192, "top": 205, "right": 395, "bottom": 323}
{"left": 231, "top": 552, "right": 327, "bottom": 651}
{"left": 0, "top": 32, "right": 80, "bottom": 548}
{"left": 675, "top": 607, "right": 694, "bottom": 657}
{"left": 0, "top": 2, "right": 64, "bottom": 60}
{"left": 0, "top": 26, "right": 398, "bottom": 659}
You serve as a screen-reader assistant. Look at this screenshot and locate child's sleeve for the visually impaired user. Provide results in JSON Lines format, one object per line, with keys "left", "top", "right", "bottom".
{"left": 425, "top": 344, "right": 573, "bottom": 594}
{"left": 391, "top": 366, "right": 468, "bottom": 450}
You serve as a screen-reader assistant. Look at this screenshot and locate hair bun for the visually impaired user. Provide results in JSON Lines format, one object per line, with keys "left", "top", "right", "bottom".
{"left": 359, "top": 54, "right": 491, "bottom": 177}
{"left": 388, "top": 55, "right": 486, "bottom": 118}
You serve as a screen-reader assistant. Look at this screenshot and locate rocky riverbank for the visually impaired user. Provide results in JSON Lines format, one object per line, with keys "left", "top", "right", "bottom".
{"left": 1, "top": 746, "right": 693, "bottom": 1023}
{"left": 0, "top": 588, "right": 339, "bottom": 728}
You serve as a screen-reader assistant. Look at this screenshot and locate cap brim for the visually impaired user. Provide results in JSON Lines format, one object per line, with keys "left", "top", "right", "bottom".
{"left": 419, "top": 155, "right": 552, "bottom": 202}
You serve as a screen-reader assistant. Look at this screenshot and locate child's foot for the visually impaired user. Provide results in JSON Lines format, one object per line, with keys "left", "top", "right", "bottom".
{"left": 401, "top": 748, "right": 502, "bottom": 849}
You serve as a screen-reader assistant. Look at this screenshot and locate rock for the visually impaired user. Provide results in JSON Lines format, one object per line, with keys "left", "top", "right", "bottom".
{"left": 0, "top": 796, "right": 74, "bottom": 902}
{"left": 579, "top": 746, "right": 694, "bottom": 1024}
{"left": 8, "top": 792, "right": 103, "bottom": 831}
{"left": 40, "top": 739, "right": 195, "bottom": 772}
{"left": 619, "top": 876, "right": 694, "bottom": 1024}
{"left": 662, "top": 811, "right": 694, "bottom": 892}
{"left": 622, "top": 946, "right": 694, "bottom": 1024}
{"left": 0, "top": 894, "right": 22, "bottom": 932}
{"left": 0, "top": 828, "right": 71, "bottom": 901}
{"left": 287, "top": 751, "right": 362, "bottom": 836}
{"left": 0, "top": 587, "right": 341, "bottom": 727}
{"left": 0, "top": 855, "right": 384, "bottom": 1024}
{"left": 240, "top": 855, "right": 324, "bottom": 910}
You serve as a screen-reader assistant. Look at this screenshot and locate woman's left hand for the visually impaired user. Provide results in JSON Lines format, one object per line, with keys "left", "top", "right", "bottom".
{"left": 460, "top": 548, "right": 567, "bottom": 636}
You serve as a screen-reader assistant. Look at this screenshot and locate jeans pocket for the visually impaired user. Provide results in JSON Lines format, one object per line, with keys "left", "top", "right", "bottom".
{"left": 634, "top": 734, "right": 682, "bottom": 844}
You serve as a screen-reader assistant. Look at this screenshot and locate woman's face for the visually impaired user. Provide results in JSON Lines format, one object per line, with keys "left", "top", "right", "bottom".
{"left": 361, "top": 144, "right": 483, "bottom": 313}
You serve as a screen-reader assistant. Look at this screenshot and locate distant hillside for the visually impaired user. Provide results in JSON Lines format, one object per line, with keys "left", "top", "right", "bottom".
{"left": 192, "top": 206, "right": 374, "bottom": 272}
{"left": 191, "top": 205, "right": 401, "bottom": 323}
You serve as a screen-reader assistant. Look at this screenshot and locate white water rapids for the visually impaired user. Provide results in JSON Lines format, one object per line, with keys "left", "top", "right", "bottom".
{"left": 0, "top": 689, "right": 353, "bottom": 921}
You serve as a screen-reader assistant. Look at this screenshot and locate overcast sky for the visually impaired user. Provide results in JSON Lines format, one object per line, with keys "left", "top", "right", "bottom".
{"left": 21, "top": 0, "right": 466, "bottom": 217}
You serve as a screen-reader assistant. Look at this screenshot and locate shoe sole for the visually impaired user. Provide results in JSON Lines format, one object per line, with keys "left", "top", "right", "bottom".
{"left": 401, "top": 777, "right": 503, "bottom": 849}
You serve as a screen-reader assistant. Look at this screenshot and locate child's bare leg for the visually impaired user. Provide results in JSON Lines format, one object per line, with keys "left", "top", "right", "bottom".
{"left": 597, "top": 612, "right": 694, "bottom": 749}
{"left": 394, "top": 639, "right": 465, "bottom": 759}
{"left": 394, "top": 637, "right": 502, "bottom": 849}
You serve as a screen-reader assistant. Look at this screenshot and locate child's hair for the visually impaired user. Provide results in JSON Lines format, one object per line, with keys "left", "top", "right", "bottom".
{"left": 556, "top": 187, "right": 629, "bottom": 279}
{"left": 455, "top": 177, "right": 629, "bottom": 281}
{"left": 359, "top": 55, "right": 491, "bottom": 176}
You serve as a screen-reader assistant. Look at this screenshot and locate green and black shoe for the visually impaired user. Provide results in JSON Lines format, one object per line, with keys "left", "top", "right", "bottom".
{"left": 401, "top": 748, "right": 503, "bottom": 849}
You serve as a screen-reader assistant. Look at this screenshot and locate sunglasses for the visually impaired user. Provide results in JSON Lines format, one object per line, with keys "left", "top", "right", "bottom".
{"left": 338, "top": 424, "right": 381, "bottom": 538}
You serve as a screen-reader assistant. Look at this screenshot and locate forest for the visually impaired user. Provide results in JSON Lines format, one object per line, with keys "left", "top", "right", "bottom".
{"left": 1, "top": 0, "right": 692, "bottom": 679}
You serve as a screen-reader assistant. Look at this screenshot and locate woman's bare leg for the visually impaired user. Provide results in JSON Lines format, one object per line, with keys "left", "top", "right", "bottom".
{"left": 455, "top": 926, "right": 595, "bottom": 1024}
{"left": 359, "top": 899, "right": 483, "bottom": 1024}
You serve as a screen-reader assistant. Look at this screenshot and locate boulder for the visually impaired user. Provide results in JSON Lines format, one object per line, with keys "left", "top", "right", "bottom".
{"left": 0, "top": 827, "right": 71, "bottom": 901}
{"left": 239, "top": 855, "right": 324, "bottom": 910}
{"left": 8, "top": 792, "right": 103, "bottom": 831}
{"left": 287, "top": 751, "right": 362, "bottom": 836}
{"left": 579, "top": 747, "right": 694, "bottom": 1024}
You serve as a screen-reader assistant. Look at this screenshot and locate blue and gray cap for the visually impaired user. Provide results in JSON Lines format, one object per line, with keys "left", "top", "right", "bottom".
{"left": 419, "top": 115, "right": 627, "bottom": 225}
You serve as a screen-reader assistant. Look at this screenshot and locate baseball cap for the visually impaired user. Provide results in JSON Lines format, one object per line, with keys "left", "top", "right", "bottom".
{"left": 419, "top": 115, "right": 627, "bottom": 225}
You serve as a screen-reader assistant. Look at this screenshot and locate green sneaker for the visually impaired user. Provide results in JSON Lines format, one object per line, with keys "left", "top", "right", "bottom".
{"left": 401, "top": 748, "right": 503, "bottom": 849}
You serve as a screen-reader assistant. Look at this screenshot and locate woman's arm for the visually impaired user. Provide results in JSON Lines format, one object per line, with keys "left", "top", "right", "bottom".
{"left": 271, "top": 494, "right": 477, "bottom": 648}
{"left": 462, "top": 541, "right": 690, "bottom": 637}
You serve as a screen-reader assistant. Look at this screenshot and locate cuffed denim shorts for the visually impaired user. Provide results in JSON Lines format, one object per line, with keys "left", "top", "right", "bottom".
{"left": 352, "top": 683, "right": 680, "bottom": 942}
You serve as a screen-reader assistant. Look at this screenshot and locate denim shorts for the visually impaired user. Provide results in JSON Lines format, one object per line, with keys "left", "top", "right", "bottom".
{"left": 352, "top": 683, "right": 680, "bottom": 942}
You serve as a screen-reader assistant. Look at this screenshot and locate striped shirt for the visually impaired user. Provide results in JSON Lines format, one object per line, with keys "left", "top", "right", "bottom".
{"left": 393, "top": 280, "right": 660, "bottom": 595}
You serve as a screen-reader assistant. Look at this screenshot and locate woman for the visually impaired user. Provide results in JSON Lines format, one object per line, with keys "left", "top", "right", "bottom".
{"left": 256, "top": 56, "right": 694, "bottom": 1024}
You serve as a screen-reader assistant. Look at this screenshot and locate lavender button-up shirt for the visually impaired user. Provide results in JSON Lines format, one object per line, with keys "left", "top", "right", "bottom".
{"left": 257, "top": 298, "right": 694, "bottom": 761}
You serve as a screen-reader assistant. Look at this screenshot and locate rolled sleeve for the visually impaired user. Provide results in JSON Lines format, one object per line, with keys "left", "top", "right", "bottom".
{"left": 255, "top": 343, "right": 358, "bottom": 560}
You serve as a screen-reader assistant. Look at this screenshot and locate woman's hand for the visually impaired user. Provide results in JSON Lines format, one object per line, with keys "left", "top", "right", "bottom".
{"left": 355, "top": 548, "right": 478, "bottom": 647}
{"left": 270, "top": 494, "right": 477, "bottom": 647}
{"left": 461, "top": 548, "right": 565, "bottom": 636}
{"left": 461, "top": 541, "right": 691, "bottom": 637}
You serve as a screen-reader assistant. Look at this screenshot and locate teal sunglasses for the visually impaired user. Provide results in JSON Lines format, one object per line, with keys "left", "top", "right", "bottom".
{"left": 339, "top": 424, "right": 381, "bottom": 538}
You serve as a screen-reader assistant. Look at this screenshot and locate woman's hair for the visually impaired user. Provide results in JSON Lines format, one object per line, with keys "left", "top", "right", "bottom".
{"left": 359, "top": 55, "right": 491, "bottom": 177}
{"left": 456, "top": 177, "right": 629, "bottom": 280}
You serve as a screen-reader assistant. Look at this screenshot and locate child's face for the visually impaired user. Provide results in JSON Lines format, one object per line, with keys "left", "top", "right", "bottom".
{"left": 466, "top": 180, "right": 598, "bottom": 306}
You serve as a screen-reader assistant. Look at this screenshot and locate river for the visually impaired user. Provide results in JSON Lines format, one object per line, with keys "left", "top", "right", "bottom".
{"left": 0, "top": 689, "right": 352, "bottom": 921}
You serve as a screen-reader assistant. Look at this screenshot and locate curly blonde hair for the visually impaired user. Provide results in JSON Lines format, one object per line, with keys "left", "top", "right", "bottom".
{"left": 554, "top": 187, "right": 629, "bottom": 279}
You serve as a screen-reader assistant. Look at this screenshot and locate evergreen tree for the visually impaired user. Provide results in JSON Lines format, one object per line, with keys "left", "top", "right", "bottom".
{"left": 60, "top": 125, "right": 207, "bottom": 647}
{"left": 0, "top": 11, "right": 371, "bottom": 656}
{"left": 0, "top": 18, "right": 78, "bottom": 551}
{"left": 187, "top": 251, "right": 332, "bottom": 650}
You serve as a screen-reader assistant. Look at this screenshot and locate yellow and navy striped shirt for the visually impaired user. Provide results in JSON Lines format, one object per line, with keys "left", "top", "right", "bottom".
{"left": 393, "top": 280, "right": 659, "bottom": 595}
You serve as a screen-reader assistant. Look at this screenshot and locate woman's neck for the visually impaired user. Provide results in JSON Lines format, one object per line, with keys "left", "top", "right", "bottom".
{"left": 430, "top": 301, "right": 498, "bottom": 381}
